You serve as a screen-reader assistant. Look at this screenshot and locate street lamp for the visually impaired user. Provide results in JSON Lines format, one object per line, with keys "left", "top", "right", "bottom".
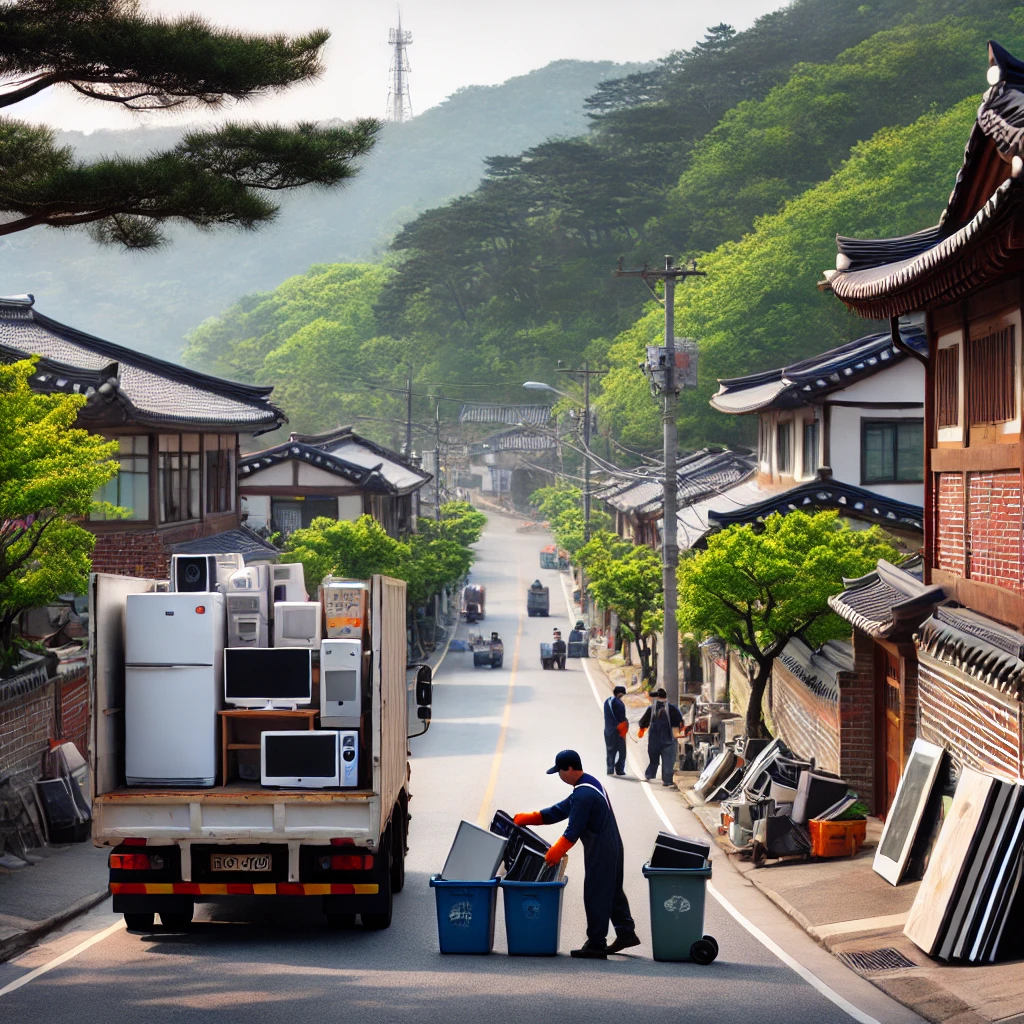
{"left": 523, "top": 381, "right": 572, "bottom": 399}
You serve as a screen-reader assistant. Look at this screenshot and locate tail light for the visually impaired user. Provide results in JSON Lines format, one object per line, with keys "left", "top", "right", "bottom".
{"left": 318, "top": 853, "right": 374, "bottom": 871}
{"left": 122, "top": 837, "right": 147, "bottom": 847}
{"left": 110, "top": 852, "right": 164, "bottom": 870}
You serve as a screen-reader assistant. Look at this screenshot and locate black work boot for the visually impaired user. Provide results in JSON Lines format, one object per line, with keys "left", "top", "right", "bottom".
{"left": 570, "top": 940, "right": 608, "bottom": 959}
{"left": 606, "top": 929, "right": 641, "bottom": 954}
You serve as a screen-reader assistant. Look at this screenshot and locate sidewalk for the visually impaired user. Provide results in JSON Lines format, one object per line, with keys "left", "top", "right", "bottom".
{"left": 0, "top": 841, "right": 108, "bottom": 962}
{"left": 581, "top": 641, "right": 1024, "bottom": 1024}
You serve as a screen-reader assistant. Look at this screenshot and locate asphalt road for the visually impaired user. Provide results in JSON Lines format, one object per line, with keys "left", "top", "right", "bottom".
{"left": 0, "top": 513, "right": 923, "bottom": 1024}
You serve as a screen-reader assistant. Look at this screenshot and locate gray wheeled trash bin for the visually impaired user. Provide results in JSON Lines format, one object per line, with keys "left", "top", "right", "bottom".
{"left": 642, "top": 861, "right": 718, "bottom": 963}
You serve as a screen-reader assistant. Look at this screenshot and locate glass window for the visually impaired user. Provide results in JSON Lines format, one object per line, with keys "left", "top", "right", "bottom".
{"left": 776, "top": 422, "right": 792, "bottom": 474}
{"left": 758, "top": 419, "right": 771, "bottom": 466}
{"left": 205, "top": 434, "right": 236, "bottom": 514}
{"left": 92, "top": 436, "right": 150, "bottom": 521}
{"left": 158, "top": 434, "right": 201, "bottom": 523}
{"left": 862, "top": 419, "right": 924, "bottom": 484}
{"left": 802, "top": 421, "right": 819, "bottom": 476}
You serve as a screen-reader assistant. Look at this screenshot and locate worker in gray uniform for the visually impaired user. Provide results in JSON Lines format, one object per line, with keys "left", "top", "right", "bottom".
{"left": 603, "top": 685, "right": 628, "bottom": 776}
{"left": 513, "top": 749, "right": 640, "bottom": 959}
{"left": 637, "top": 688, "right": 684, "bottom": 787}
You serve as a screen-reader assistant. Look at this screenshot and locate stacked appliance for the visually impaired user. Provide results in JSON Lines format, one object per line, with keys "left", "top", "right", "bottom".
{"left": 226, "top": 563, "right": 269, "bottom": 647}
{"left": 125, "top": 591, "right": 226, "bottom": 787}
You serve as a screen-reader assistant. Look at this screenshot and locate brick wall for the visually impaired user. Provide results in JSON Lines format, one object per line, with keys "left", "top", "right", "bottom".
{"left": 58, "top": 668, "right": 89, "bottom": 761}
{"left": 918, "top": 655, "right": 1022, "bottom": 778}
{"left": 967, "top": 469, "right": 1023, "bottom": 591}
{"left": 935, "top": 472, "right": 965, "bottom": 575}
{"left": 89, "top": 515, "right": 239, "bottom": 578}
{"left": 0, "top": 677, "right": 54, "bottom": 780}
{"left": 769, "top": 662, "right": 841, "bottom": 774}
{"left": 839, "top": 630, "right": 878, "bottom": 813}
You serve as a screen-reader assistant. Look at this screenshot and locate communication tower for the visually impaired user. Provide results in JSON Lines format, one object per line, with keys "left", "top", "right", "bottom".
{"left": 386, "top": 11, "right": 413, "bottom": 123}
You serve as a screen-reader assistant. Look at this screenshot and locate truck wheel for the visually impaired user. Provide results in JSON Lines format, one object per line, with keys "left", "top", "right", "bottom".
{"left": 362, "top": 896, "right": 393, "bottom": 931}
{"left": 327, "top": 913, "right": 356, "bottom": 930}
{"left": 160, "top": 911, "right": 192, "bottom": 931}
{"left": 124, "top": 912, "right": 154, "bottom": 932}
{"left": 390, "top": 816, "right": 406, "bottom": 894}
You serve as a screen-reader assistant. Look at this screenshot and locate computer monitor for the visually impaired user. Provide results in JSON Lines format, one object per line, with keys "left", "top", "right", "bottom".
{"left": 261, "top": 731, "right": 341, "bottom": 788}
{"left": 223, "top": 648, "right": 312, "bottom": 708}
{"left": 273, "top": 601, "right": 321, "bottom": 648}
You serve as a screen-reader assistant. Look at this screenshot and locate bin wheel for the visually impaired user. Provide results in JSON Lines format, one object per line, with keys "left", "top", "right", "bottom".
{"left": 703, "top": 935, "right": 719, "bottom": 956}
{"left": 327, "top": 913, "right": 356, "bottom": 930}
{"left": 124, "top": 912, "right": 154, "bottom": 932}
{"left": 690, "top": 938, "right": 718, "bottom": 965}
{"left": 159, "top": 911, "right": 192, "bottom": 931}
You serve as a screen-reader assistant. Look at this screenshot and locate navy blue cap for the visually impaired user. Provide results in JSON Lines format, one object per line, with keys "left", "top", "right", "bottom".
{"left": 613, "top": 685, "right": 626, "bottom": 695}
{"left": 546, "top": 749, "right": 583, "bottom": 774}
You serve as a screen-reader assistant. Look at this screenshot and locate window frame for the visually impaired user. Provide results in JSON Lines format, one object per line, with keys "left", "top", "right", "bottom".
{"left": 860, "top": 418, "right": 924, "bottom": 485}
{"left": 776, "top": 421, "right": 793, "bottom": 475}
{"left": 91, "top": 434, "right": 152, "bottom": 522}
{"left": 204, "top": 433, "right": 237, "bottom": 515}
{"left": 158, "top": 433, "right": 202, "bottom": 524}
{"left": 801, "top": 419, "right": 819, "bottom": 478}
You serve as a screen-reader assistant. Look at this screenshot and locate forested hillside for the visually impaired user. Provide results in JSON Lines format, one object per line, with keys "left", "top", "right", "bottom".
{"left": 1, "top": 59, "right": 633, "bottom": 361}
{"left": 185, "top": 0, "right": 1024, "bottom": 454}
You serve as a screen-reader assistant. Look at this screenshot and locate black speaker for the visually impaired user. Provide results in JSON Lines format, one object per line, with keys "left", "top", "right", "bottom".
{"left": 171, "top": 554, "right": 218, "bottom": 593}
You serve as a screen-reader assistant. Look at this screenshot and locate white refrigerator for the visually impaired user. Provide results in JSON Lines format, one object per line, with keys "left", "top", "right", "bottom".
{"left": 125, "top": 592, "right": 226, "bottom": 787}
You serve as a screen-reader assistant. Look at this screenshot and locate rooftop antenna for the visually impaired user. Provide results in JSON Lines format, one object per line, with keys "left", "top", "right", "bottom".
{"left": 387, "top": 9, "right": 413, "bottom": 123}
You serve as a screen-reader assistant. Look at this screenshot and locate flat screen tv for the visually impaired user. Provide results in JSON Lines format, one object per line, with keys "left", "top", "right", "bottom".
{"left": 223, "top": 648, "right": 312, "bottom": 708}
{"left": 261, "top": 731, "right": 340, "bottom": 788}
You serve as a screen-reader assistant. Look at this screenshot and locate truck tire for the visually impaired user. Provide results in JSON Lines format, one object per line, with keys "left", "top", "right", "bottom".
{"left": 390, "top": 813, "right": 406, "bottom": 894}
{"left": 160, "top": 911, "right": 192, "bottom": 931}
{"left": 124, "top": 912, "right": 154, "bottom": 932}
{"left": 327, "top": 913, "right": 356, "bottom": 930}
{"left": 363, "top": 831, "right": 394, "bottom": 930}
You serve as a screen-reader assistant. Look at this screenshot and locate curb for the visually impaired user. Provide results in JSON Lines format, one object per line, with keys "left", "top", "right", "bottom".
{"left": 0, "top": 887, "right": 109, "bottom": 963}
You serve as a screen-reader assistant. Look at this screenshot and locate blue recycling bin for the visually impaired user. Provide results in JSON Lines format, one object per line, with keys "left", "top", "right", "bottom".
{"left": 642, "top": 862, "right": 718, "bottom": 963}
{"left": 500, "top": 878, "right": 568, "bottom": 955}
{"left": 429, "top": 876, "right": 499, "bottom": 954}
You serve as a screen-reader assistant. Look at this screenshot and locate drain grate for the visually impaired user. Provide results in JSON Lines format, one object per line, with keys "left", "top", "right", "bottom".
{"left": 836, "top": 948, "right": 919, "bottom": 972}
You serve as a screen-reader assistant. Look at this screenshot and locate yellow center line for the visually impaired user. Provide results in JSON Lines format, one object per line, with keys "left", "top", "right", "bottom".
{"left": 475, "top": 553, "right": 523, "bottom": 826}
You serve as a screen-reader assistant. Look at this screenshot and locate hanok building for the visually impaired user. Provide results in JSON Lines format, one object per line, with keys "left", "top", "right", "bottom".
{"left": 824, "top": 40, "right": 1024, "bottom": 784}
{"left": 0, "top": 294, "right": 284, "bottom": 577}
{"left": 239, "top": 428, "right": 432, "bottom": 539}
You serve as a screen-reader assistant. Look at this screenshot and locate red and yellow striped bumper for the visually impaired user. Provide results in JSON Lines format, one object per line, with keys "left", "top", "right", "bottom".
{"left": 110, "top": 882, "right": 379, "bottom": 896}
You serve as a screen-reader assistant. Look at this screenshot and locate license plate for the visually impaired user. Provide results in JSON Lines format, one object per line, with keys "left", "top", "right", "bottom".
{"left": 210, "top": 853, "right": 271, "bottom": 872}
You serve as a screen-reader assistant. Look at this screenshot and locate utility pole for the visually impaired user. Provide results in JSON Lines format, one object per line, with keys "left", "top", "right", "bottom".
{"left": 404, "top": 363, "right": 413, "bottom": 457}
{"left": 435, "top": 400, "right": 442, "bottom": 520}
{"left": 615, "top": 255, "right": 704, "bottom": 706}
{"left": 556, "top": 361, "right": 605, "bottom": 543}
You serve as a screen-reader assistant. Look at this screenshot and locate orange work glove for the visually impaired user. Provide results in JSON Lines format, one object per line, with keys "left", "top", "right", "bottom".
{"left": 544, "top": 835, "right": 574, "bottom": 866}
{"left": 617, "top": 721, "right": 628, "bottom": 738}
{"left": 514, "top": 811, "right": 544, "bottom": 827}
{"left": 638, "top": 727, "right": 647, "bottom": 739}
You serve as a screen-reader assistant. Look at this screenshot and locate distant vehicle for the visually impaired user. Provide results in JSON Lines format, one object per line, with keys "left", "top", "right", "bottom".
{"left": 461, "top": 584, "right": 485, "bottom": 622}
{"left": 527, "top": 581, "right": 549, "bottom": 617}
{"left": 471, "top": 633, "right": 504, "bottom": 669}
{"left": 540, "top": 545, "right": 559, "bottom": 570}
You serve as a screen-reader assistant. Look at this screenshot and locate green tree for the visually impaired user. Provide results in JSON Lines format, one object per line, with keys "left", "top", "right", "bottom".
{"left": 402, "top": 535, "right": 474, "bottom": 609}
{"left": 419, "top": 501, "right": 487, "bottom": 548}
{"left": 677, "top": 510, "right": 898, "bottom": 738}
{"left": 0, "top": 358, "right": 119, "bottom": 669}
{"left": 0, "top": 0, "right": 379, "bottom": 248}
{"left": 585, "top": 541, "right": 663, "bottom": 681}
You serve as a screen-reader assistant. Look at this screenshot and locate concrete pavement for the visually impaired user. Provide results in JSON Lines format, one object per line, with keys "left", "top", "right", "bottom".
{"left": 0, "top": 513, "right": 922, "bottom": 1023}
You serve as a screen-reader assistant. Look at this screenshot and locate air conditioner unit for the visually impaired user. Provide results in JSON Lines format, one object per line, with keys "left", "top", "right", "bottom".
{"left": 273, "top": 601, "right": 321, "bottom": 649}
{"left": 228, "top": 612, "right": 268, "bottom": 648}
{"left": 214, "top": 553, "right": 245, "bottom": 585}
{"left": 320, "top": 638, "right": 363, "bottom": 728}
{"left": 270, "top": 562, "right": 307, "bottom": 603}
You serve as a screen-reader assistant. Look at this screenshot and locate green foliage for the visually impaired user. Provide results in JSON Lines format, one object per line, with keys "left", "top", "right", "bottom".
{"left": 678, "top": 510, "right": 898, "bottom": 735}
{"left": 404, "top": 535, "right": 474, "bottom": 608}
{"left": 0, "top": 358, "right": 119, "bottom": 669}
{"left": 0, "top": 0, "right": 380, "bottom": 248}
{"left": 530, "top": 485, "right": 583, "bottom": 521}
{"left": 600, "top": 96, "right": 981, "bottom": 450}
{"left": 420, "top": 502, "right": 487, "bottom": 548}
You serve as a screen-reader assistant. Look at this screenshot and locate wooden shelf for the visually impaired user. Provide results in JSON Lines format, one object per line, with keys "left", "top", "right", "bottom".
{"left": 226, "top": 743, "right": 260, "bottom": 750}
{"left": 218, "top": 708, "right": 318, "bottom": 785}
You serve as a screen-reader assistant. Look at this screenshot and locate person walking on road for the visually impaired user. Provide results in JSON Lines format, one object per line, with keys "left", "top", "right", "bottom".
{"left": 603, "top": 685, "right": 628, "bottom": 777}
{"left": 637, "top": 688, "right": 683, "bottom": 787}
{"left": 551, "top": 629, "right": 567, "bottom": 670}
{"left": 513, "top": 749, "right": 640, "bottom": 959}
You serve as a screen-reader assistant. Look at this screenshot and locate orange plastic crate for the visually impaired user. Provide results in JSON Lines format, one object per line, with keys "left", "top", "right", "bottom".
{"left": 809, "top": 818, "right": 867, "bottom": 858}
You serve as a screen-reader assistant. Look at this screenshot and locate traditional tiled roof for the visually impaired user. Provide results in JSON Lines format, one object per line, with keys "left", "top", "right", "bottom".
{"left": 459, "top": 404, "right": 553, "bottom": 427}
{"left": 917, "top": 605, "right": 1024, "bottom": 697}
{"left": 0, "top": 295, "right": 285, "bottom": 432}
{"left": 239, "top": 441, "right": 390, "bottom": 491}
{"left": 170, "top": 525, "right": 279, "bottom": 562}
{"left": 829, "top": 556, "right": 944, "bottom": 640}
{"left": 824, "top": 41, "right": 1024, "bottom": 318}
{"left": 708, "top": 478, "right": 924, "bottom": 535}
{"left": 677, "top": 479, "right": 765, "bottom": 550}
{"left": 287, "top": 427, "right": 431, "bottom": 495}
{"left": 711, "top": 328, "right": 927, "bottom": 414}
{"left": 775, "top": 639, "right": 853, "bottom": 703}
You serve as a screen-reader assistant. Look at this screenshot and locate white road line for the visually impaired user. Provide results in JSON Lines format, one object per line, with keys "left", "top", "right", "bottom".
{"left": 0, "top": 918, "right": 124, "bottom": 999}
{"left": 560, "top": 576, "right": 882, "bottom": 1024}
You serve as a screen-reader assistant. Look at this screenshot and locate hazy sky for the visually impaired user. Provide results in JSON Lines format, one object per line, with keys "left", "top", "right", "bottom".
{"left": 17, "top": 0, "right": 787, "bottom": 133}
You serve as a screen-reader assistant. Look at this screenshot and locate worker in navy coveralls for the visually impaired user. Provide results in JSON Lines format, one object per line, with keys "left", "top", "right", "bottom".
{"left": 513, "top": 749, "right": 640, "bottom": 959}
{"left": 603, "top": 685, "right": 628, "bottom": 777}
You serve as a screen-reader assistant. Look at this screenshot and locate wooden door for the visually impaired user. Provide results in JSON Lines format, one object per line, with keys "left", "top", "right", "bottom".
{"left": 883, "top": 650, "right": 902, "bottom": 817}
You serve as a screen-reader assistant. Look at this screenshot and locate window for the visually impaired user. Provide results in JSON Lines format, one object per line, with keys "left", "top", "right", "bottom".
{"left": 92, "top": 436, "right": 150, "bottom": 520}
{"left": 802, "top": 420, "right": 819, "bottom": 476}
{"left": 862, "top": 419, "right": 924, "bottom": 484}
{"left": 158, "top": 434, "right": 201, "bottom": 523}
{"left": 758, "top": 419, "right": 771, "bottom": 466}
{"left": 776, "top": 422, "right": 792, "bottom": 474}
{"left": 968, "top": 326, "right": 1015, "bottom": 424}
{"left": 205, "top": 434, "right": 236, "bottom": 514}
{"left": 936, "top": 344, "right": 959, "bottom": 428}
